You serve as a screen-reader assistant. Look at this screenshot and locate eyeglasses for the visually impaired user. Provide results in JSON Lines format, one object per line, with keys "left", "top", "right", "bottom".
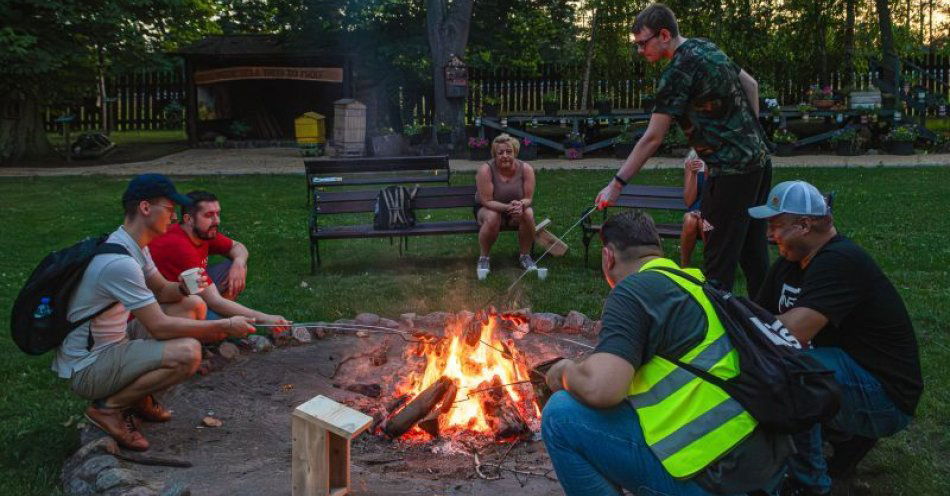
{"left": 634, "top": 31, "right": 660, "bottom": 49}
{"left": 152, "top": 202, "right": 176, "bottom": 213}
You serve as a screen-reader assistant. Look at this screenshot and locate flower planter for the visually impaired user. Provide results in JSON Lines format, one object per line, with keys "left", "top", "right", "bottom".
{"left": 483, "top": 104, "right": 500, "bottom": 118}
{"left": 565, "top": 147, "right": 583, "bottom": 160}
{"left": 468, "top": 147, "right": 491, "bottom": 161}
{"left": 543, "top": 102, "right": 559, "bottom": 117}
{"left": 595, "top": 101, "right": 612, "bottom": 115}
{"left": 372, "top": 134, "right": 404, "bottom": 157}
{"left": 812, "top": 99, "right": 835, "bottom": 110}
{"left": 835, "top": 141, "right": 862, "bottom": 156}
{"left": 406, "top": 134, "right": 424, "bottom": 146}
{"left": 436, "top": 131, "right": 452, "bottom": 145}
{"left": 614, "top": 142, "right": 634, "bottom": 159}
{"left": 775, "top": 143, "right": 796, "bottom": 156}
{"left": 519, "top": 144, "right": 538, "bottom": 161}
{"left": 887, "top": 140, "right": 914, "bottom": 156}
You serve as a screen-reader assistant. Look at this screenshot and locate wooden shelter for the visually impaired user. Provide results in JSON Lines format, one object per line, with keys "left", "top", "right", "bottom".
{"left": 177, "top": 34, "right": 354, "bottom": 145}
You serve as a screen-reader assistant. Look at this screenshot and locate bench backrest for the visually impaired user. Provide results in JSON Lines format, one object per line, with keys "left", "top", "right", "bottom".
{"left": 615, "top": 185, "right": 688, "bottom": 211}
{"left": 314, "top": 185, "right": 476, "bottom": 214}
{"left": 305, "top": 155, "right": 450, "bottom": 187}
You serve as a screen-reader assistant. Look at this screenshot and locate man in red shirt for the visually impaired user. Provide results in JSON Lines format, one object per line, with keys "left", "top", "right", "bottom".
{"left": 149, "top": 191, "right": 289, "bottom": 328}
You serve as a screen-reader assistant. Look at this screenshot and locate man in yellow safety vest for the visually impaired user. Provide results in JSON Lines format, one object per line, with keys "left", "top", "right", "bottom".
{"left": 541, "top": 210, "right": 792, "bottom": 495}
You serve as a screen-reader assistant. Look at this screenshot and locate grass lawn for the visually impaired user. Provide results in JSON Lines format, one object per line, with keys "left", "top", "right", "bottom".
{"left": 1, "top": 167, "right": 948, "bottom": 495}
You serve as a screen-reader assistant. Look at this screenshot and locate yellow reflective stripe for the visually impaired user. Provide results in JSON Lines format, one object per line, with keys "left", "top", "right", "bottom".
{"left": 661, "top": 410, "right": 758, "bottom": 479}
{"left": 630, "top": 333, "right": 732, "bottom": 408}
{"left": 637, "top": 378, "right": 733, "bottom": 445}
{"left": 651, "top": 396, "right": 746, "bottom": 460}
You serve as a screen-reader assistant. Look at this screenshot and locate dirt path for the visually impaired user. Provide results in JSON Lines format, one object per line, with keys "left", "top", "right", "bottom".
{"left": 2, "top": 147, "right": 949, "bottom": 177}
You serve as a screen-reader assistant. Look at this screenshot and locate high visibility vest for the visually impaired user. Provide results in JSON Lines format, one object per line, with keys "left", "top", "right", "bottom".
{"left": 627, "top": 258, "right": 757, "bottom": 478}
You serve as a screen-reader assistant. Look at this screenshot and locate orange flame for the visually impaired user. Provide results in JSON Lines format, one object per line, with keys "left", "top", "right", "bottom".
{"left": 394, "top": 314, "right": 539, "bottom": 440}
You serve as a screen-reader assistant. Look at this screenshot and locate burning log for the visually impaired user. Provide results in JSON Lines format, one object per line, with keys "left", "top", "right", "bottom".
{"left": 477, "top": 376, "right": 530, "bottom": 440}
{"left": 417, "top": 381, "right": 458, "bottom": 438}
{"left": 383, "top": 377, "right": 455, "bottom": 439}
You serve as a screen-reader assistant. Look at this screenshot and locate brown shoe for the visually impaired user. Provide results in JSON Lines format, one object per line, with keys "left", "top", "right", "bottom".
{"left": 132, "top": 395, "right": 172, "bottom": 423}
{"left": 84, "top": 405, "right": 149, "bottom": 451}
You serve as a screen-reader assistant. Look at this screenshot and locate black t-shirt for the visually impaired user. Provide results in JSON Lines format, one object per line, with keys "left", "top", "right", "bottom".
{"left": 597, "top": 262, "right": 792, "bottom": 493}
{"left": 755, "top": 235, "right": 923, "bottom": 415}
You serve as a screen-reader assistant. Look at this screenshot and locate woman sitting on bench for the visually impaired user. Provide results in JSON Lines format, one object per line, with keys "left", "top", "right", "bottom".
{"left": 474, "top": 133, "right": 537, "bottom": 278}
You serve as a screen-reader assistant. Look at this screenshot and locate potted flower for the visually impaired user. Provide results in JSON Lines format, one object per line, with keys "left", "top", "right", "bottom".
{"left": 542, "top": 91, "right": 559, "bottom": 116}
{"left": 467, "top": 136, "right": 490, "bottom": 161}
{"left": 614, "top": 124, "right": 638, "bottom": 159}
{"left": 810, "top": 84, "right": 836, "bottom": 109}
{"left": 830, "top": 128, "right": 863, "bottom": 156}
{"left": 759, "top": 84, "right": 778, "bottom": 114}
{"left": 483, "top": 95, "right": 501, "bottom": 118}
{"left": 403, "top": 122, "right": 424, "bottom": 145}
{"left": 372, "top": 127, "right": 403, "bottom": 157}
{"left": 436, "top": 121, "right": 453, "bottom": 145}
{"left": 772, "top": 128, "right": 797, "bottom": 156}
{"left": 886, "top": 124, "right": 917, "bottom": 155}
{"left": 593, "top": 91, "right": 612, "bottom": 115}
{"left": 798, "top": 103, "right": 816, "bottom": 121}
{"left": 564, "top": 130, "right": 585, "bottom": 159}
{"left": 519, "top": 136, "right": 538, "bottom": 161}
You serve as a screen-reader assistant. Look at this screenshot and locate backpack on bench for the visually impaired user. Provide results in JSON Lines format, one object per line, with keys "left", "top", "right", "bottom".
{"left": 373, "top": 185, "right": 418, "bottom": 230}
{"left": 652, "top": 266, "right": 842, "bottom": 434}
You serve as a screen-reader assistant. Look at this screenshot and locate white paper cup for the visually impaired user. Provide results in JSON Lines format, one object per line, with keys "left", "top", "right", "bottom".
{"left": 477, "top": 268, "right": 489, "bottom": 281}
{"left": 180, "top": 268, "right": 204, "bottom": 294}
{"left": 537, "top": 267, "right": 548, "bottom": 280}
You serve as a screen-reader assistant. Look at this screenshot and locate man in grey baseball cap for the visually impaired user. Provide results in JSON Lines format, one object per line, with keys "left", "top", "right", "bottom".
{"left": 750, "top": 180, "right": 922, "bottom": 495}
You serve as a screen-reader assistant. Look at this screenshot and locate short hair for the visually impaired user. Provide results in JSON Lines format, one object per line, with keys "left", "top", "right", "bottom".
{"left": 492, "top": 133, "right": 521, "bottom": 158}
{"left": 181, "top": 190, "right": 218, "bottom": 219}
{"left": 600, "top": 210, "right": 663, "bottom": 261}
{"left": 632, "top": 3, "right": 679, "bottom": 38}
{"left": 123, "top": 197, "right": 161, "bottom": 219}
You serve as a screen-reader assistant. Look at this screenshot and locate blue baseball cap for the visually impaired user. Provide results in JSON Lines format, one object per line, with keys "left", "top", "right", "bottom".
{"left": 748, "top": 180, "right": 828, "bottom": 219}
{"left": 122, "top": 173, "right": 193, "bottom": 206}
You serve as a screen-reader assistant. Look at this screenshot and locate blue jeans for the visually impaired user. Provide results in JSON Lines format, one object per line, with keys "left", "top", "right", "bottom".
{"left": 542, "top": 390, "right": 713, "bottom": 496}
{"left": 789, "top": 348, "right": 911, "bottom": 494}
{"left": 204, "top": 261, "right": 232, "bottom": 321}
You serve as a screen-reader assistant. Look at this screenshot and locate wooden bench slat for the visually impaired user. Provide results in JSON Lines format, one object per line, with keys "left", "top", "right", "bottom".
{"left": 313, "top": 220, "right": 482, "bottom": 239}
{"left": 311, "top": 175, "right": 447, "bottom": 186}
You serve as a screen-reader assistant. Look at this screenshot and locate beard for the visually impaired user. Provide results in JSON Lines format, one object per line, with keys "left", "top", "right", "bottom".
{"left": 194, "top": 224, "right": 218, "bottom": 240}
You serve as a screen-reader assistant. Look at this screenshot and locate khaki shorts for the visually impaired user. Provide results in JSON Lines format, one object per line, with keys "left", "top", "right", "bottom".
{"left": 69, "top": 320, "right": 166, "bottom": 401}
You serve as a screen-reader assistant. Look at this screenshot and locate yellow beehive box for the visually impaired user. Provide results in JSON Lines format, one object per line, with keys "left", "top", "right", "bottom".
{"left": 295, "top": 112, "right": 326, "bottom": 144}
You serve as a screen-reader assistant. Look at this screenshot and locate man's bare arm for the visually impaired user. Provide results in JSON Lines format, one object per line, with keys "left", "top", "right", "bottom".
{"left": 546, "top": 353, "right": 636, "bottom": 408}
{"left": 131, "top": 302, "right": 255, "bottom": 342}
{"left": 777, "top": 306, "right": 828, "bottom": 344}
{"left": 738, "top": 69, "right": 759, "bottom": 116}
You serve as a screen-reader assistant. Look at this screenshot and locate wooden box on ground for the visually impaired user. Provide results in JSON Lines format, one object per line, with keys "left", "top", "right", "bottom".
{"left": 332, "top": 99, "right": 366, "bottom": 157}
{"left": 292, "top": 395, "right": 373, "bottom": 496}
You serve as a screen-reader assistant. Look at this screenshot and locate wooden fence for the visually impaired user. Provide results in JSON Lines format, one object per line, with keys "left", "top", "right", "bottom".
{"left": 44, "top": 70, "right": 185, "bottom": 133}
{"left": 48, "top": 55, "right": 950, "bottom": 133}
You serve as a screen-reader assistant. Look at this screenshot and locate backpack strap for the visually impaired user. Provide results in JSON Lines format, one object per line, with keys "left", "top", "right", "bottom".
{"left": 648, "top": 265, "right": 705, "bottom": 287}
{"left": 76, "top": 242, "right": 131, "bottom": 351}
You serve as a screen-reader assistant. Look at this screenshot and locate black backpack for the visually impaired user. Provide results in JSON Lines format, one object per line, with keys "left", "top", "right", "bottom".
{"left": 10, "top": 236, "right": 129, "bottom": 355}
{"left": 373, "top": 185, "right": 418, "bottom": 230}
{"left": 652, "top": 266, "right": 842, "bottom": 434}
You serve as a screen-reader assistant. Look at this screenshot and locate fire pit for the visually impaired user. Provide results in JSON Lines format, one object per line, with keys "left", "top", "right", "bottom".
{"left": 378, "top": 312, "right": 541, "bottom": 445}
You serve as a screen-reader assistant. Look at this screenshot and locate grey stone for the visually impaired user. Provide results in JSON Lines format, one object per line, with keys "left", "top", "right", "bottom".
{"left": 159, "top": 481, "right": 192, "bottom": 496}
{"left": 530, "top": 312, "right": 562, "bottom": 333}
{"left": 271, "top": 329, "right": 293, "bottom": 347}
{"left": 115, "top": 486, "right": 158, "bottom": 496}
{"left": 247, "top": 334, "right": 273, "bottom": 352}
{"left": 417, "top": 311, "right": 452, "bottom": 329}
{"left": 583, "top": 320, "right": 603, "bottom": 338}
{"left": 355, "top": 313, "right": 380, "bottom": 326}
{"left": 292, "top": 326, "right": 312, "bottom": 343}
{"left": 217, "top": 342, "right": 239, "bottom": 360}
{"left": 377, "top": 317, "right": 400, "bottom": 329}
{"left": 452, "top": 310, "right": 474, "bottom": 329}
{"left": 77, "top": 454, "right": 120, "bottom": 482}
{"left": 399, "top": 313, "right": 416, "bottom": 328}
{"left": 64, "top": 476, "right": 95, "bottom": 496}
{"left": 96, "top": 468, "right": 138, "bottom": 491}
{"left": 562, "top": 310, "right": 589, "bottom": 334}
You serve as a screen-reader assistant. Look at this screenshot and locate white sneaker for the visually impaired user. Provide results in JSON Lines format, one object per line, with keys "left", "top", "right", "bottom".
{"left": 519, "top": 254, "right": 537, "bottom": 270}
{"left": 477, "top": 256, "right": 490, "bottom": 280}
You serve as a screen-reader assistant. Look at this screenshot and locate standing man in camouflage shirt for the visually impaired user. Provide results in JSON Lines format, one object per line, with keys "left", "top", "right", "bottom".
{"left": 595, "top": 3, "right": 772, "bottom": 296}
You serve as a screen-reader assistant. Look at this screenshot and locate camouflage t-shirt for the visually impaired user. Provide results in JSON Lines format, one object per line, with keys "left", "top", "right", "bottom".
{"left": 654, "top": 38, "right": 768, "bottom": 176}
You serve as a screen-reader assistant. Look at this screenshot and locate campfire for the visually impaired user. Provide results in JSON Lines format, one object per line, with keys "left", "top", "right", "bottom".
{"left": 378, "top": 312, "right": 541, "bottom": 444}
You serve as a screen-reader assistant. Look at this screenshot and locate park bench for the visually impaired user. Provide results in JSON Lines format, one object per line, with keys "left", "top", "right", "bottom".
{"left": 309, "top": 185, "right": 519, "bottom": 273}
{"left": 304, "top": 155, "right": 451, "bottom": 205}
{"left": 580, "top": 184, "right": 687, "bottom": 267}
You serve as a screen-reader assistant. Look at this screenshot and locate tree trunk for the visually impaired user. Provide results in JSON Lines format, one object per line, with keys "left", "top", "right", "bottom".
{"left": 876, "top": 0, "right": 901, "bottom": 98}
{"left": 0, "top": 94, "right": 52, "bottom": 164}
{"left": 842, "top": 0, "right": 856, "bottom": 88}
{"left": 97, "top": 46, "right": 109, "bottom": 135}
{"left": 426, "top": 0, "right": 474, "bottom": 146}
{"left": 580, "top": 9, "right": 600, "bottom": 112}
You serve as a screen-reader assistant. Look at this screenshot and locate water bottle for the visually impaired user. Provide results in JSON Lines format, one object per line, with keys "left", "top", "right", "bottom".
{"left": 34, "top": 297, "right": 53, "bottom": 319}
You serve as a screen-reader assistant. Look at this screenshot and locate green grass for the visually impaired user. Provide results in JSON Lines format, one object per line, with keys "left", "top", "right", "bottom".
{"left": 44, "top": 129, "right": 186, "bottom": 147}
{"left": 1, "top": 168, "right": 948, "bottom": 494}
